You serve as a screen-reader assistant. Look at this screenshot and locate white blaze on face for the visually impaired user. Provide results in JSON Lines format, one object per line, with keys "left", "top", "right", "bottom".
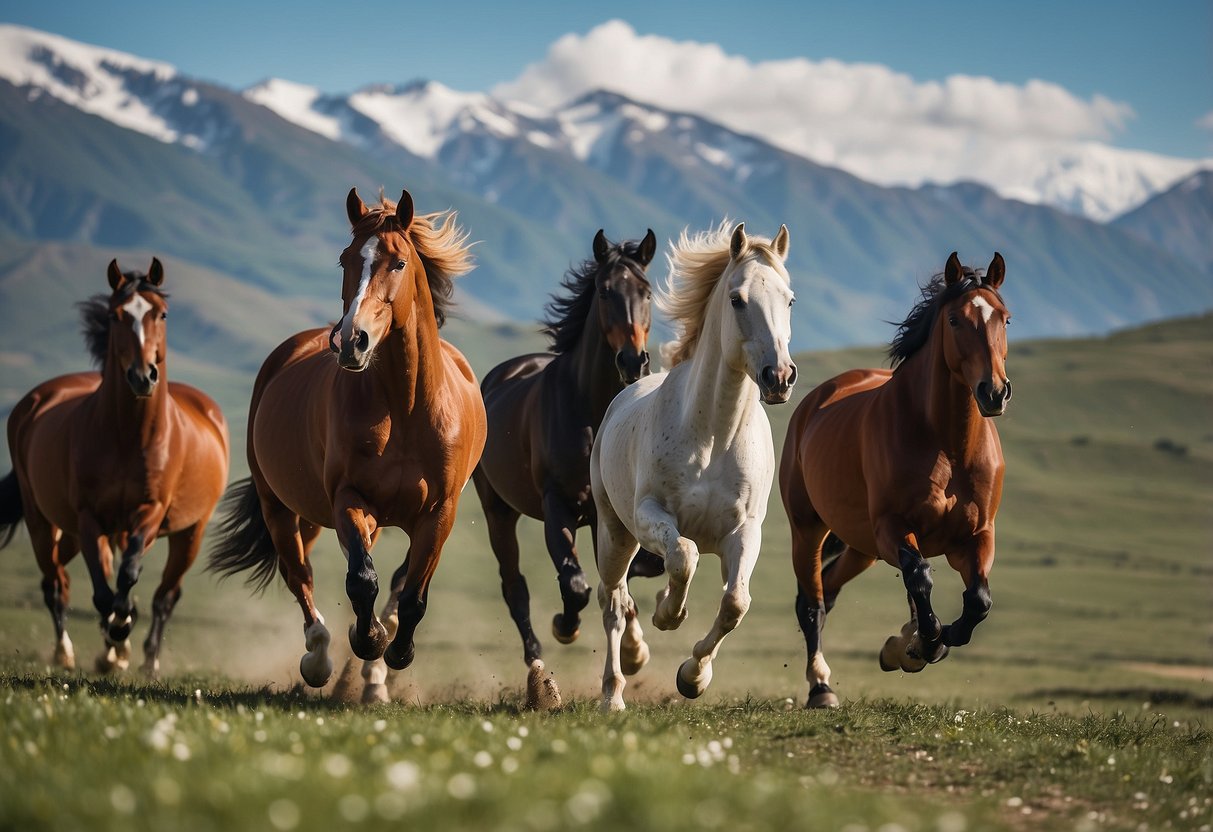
{"left": 345, "top": 237, "right": 380, "bottom": 332}
{"left": 122, "top": 293, "right": 153, "bottom": 347}
{"left": 970, "top": 295, "right": 996, "bottom": 324}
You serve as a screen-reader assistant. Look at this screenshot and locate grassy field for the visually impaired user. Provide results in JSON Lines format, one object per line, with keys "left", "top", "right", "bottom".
{"left": 1, "top": 313, "right": 1210, "bottom": 831}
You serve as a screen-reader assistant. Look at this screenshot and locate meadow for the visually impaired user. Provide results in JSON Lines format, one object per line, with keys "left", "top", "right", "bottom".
{"left": 1, "top": 313, "right": 1210, "bottom": 831}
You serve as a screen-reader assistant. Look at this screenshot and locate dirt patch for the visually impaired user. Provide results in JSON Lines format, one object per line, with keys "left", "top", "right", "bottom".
{"left": 1122, "top": 661, "right": 1212, "bottom": 682}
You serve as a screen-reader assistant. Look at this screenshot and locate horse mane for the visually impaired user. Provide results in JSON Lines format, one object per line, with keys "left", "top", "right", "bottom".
{"left": 350, "top": 193, "right": 473, "bottom": 328}
{"left": 542, "top": 238, "right": 652, "bottom": 354}
{"left": 77, "top": 274, "right": 167, "bottom": 368}
{"left": 658, "top": 220, "right": 786, "bottom": 367}
{"left": 888, "top": 265, "right": 1002, "bottom": 366}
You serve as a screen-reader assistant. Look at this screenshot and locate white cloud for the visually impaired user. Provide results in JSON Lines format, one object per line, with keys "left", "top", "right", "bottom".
{"left": 1199, "top": 111, "right": 1213, "bottom": 133}
{"left": 494, "top": 21, "right": 1209, "bottom": 219}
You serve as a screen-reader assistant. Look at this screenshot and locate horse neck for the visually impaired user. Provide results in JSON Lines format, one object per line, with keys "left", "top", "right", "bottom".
{"left": 95, "top": 352, "right": 171, "bottom": 449}
{"left": 563, "top": 298, "right": 623, "bottom": 425}
{"left": 895, "top": 324, "right": 987, "bottom": 460}
{"left": 679, "top": 299, "right": 759, "bottom": 441}
{"left": 371, "top": 269, "right": 446, "bottom": 416}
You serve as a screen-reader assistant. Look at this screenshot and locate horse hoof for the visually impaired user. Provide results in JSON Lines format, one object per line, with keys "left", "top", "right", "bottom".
{"left": 551, "top": 614, "right": 580, "bottom": 645}
{"left": 141, "top": 658, "right": 161, "bottom": 678}
{"left": 879, "top": 637, "right": 903, "bottom": 672}
{"left": 525, "top": 660, "right": 563, "bottom": 711}
{"left": 361, "top": 683, "right": 390, "bottom": 704}
{"left": 299, "top": 654, "right": 333, "bottom": 688}
{"left": 925, "top": 641, "right": 950, "bottom": 664}
{"left": 806, "top": 684, "right": 839, "bottom": 709}
{"left": 600, "top": 697, "right": 626, "bottom": 714}
{"left": 53, "top": 636, "right": 76, "bottom": 670}
{"left": 348, "top": 620, "right": 389, "bottom": 661}
{"left": 652, "top": 607, "right": 687, "bottom": 632}
{"left": 675, "top": 658, "right": 711, "bottom": 699}
{"left": 383, "top": 638, "right": 415, "bottom": 671}
{"left": 621, "top": 640, "right": 650, "bottom": 676}
{"left": 900, "top": 652, "right": 927, "bottom": 673}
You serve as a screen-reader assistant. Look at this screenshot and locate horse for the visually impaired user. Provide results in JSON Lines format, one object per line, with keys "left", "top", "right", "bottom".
{"left": 209, "top": 188, "right": 486, "bottom": 703}
{"left": 471, "top": 228, "right": 657, "bottom": 708}
{"left": 591, "top": 220, "right": 797, "bottom": 712}
{"left": 0, "top": 258, "right": 230, "bottom": 674}
{"left": 779, "top": 251, "right": 1010, "bottom": 708}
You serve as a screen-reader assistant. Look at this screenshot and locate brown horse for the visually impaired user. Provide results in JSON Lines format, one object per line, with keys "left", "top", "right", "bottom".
{"left": 210, "top": 188, "right": 486, "bottom": 702}
{"left": 780, "top": 252, "right": 1010, "bottom": 708}
{"left": 471, "top": 228, "right": 656, "bottom": 705}
{"left": 0, "top": 258, "right": 230, "bottom": 674}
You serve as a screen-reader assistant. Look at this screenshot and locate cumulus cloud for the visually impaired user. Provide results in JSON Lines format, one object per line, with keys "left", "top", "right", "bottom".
{"left": 494, "top": 21, "right": 1207, "bottom": 219}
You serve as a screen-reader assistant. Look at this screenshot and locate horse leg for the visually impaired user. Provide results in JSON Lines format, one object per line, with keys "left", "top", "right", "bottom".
{"left": 75, "top": 513, "right": 127, "bottom": 672}
{"left": 675, "top": 524, "right": 759, "bottom": 700}
{"left": 595, "top": 501, "right": 641, "bottom": 713}
{"left": 141, "top": 521, "right": 206, "bottom": 676}
{"left": 29, "top": 512, "right": 77, "bottom": 669}
{"left": 333, "top": 489, "right": 389, "bottom": 662}
{"left": 874, "top": 520, "right": 947, "bottom": 671}
{"left": 587, "top": 512, "right": 648, "bottom": 678}
{"left": 635, "top": 497, "right": 699, "bottom": 631}
{"left": 941, "top": 532, "right": 995, "bottom": 648}
{"left": 540, "top": 490, "right": 590, "bottom": 644}
{"left": 108, "top": 502, "right": 167, "bottom": 648}
{"left": 788, "top": 499, "right": 835, "bottom": 708}
{"left": 383, "top": 506, "right": 457, "bottom": 672}
{"left": 264, "top": 498, "right": 331, "bottom": 687}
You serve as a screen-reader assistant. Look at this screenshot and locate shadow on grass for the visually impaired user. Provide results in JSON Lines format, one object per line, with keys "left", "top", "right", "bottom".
{"left": 1023, "top": 686, "right": 1213, "bottom": 710}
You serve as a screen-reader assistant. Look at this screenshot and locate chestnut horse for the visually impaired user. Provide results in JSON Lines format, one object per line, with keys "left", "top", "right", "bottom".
{"left": 471, "top": 228, "right": 656, "bottom": 706}
{"left": 780, "top": 252, "right": 1010, "bottom": 708}
{"left": 210, "top": 188, "right": 486, "bottom": 702}
{"left": 0, "top": 258, "right": 229, "bottom": 674}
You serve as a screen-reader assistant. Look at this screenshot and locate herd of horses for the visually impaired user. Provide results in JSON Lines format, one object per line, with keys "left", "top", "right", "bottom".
{"left": 0, "top": 186, "right": 1012, "bottom": 712}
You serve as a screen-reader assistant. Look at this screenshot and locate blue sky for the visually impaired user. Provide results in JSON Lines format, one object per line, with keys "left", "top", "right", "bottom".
{"left": 4, "top": 0, "right": 1210, "bottom": 157}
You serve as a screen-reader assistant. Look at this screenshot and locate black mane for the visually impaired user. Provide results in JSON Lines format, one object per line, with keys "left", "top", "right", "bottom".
{"left": 888, "top": 265, "right": 1000, "bottom": 366}
{"left": 77, "top": 273, "right": 167, "bottom": 367}
{"left": 543, "top": 237, "right": 651, "bottom": 354}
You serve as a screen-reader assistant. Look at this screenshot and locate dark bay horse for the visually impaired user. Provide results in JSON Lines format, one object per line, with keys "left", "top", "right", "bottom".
{"left": 780, "top": 252, "right": 1010, "bottom": 708}
{"left": 471, "top": 228, "right": 656, "bottom": 706}
{"left": 210, "top": 188, "right": 486, "bottom": 702}
{"left": 0, "top": 258, "right": 230, "bottom": 674}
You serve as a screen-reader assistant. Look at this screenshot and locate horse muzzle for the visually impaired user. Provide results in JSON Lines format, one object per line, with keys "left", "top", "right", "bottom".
{"left": 125, "top": 364, "right": 158, "bottom": 397}
{"left": 974, "top": 379, "right": 1012, "bottom": 417}
{"left": 615, "top": 349, "right": 650, "bottom": 385}
{"left": 331, "top": 323, "right": 372, "bottom": 372}
{"left": 758, "top": 362, "right": 797, "bottom": 405}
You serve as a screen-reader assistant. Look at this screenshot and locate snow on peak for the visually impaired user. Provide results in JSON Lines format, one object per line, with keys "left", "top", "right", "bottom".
{"left": 346, "top": 80, "right": 499, "bottom": 158}
{"left": 244, "top": 78, "right": 343, "bottom": 140}
{"left": 0, "top": 23, "right": 186, "bottom": 144}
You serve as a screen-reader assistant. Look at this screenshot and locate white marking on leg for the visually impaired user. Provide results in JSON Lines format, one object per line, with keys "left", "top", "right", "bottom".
{"left": 809, "top": 651, "right": 831, "bottom": 687}
{"left": 970, "top": 296, "right": 995, "bottom": 323}
{"left": 122, "top": 293, "right": 153, "bottom": 347}
{"left": 55, "top": 631, "right": 75, "bottom": 668}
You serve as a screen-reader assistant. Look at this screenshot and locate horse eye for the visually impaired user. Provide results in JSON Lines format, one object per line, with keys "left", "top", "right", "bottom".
{"left": 730, "top": 296, "right": 745, "bottom": 309}
{"left": 788, "top": 297, "right": 796, "bottom": 307}
{"left": 160, "top": 312, "right": 168, "bottom": 320}
{"left": 948, "top": 315, "right": 959, "bottom": 327}
{"left": 1005, "top": 318, "right": 1011, "bottom": 327}
{"left": 392, "top": 259, "right": 406, "bottom": 271}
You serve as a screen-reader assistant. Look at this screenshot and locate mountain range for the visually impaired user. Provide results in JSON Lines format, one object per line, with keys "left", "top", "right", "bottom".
{"left": 0, "top": 22, "right": 1210, "bottom": 423}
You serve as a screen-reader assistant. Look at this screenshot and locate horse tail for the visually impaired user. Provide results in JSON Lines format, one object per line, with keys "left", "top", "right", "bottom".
{"left": 207, "top": 477, "right": 279, "bottom": 592}
{"left": 0, "top": 471, "right": 22, "bottom": 549}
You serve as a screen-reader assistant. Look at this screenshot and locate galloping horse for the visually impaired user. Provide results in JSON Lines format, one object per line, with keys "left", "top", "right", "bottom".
{"left": 210, "top": 188, "right": 486, "bottom": 702}
{"left": 472, "top": 228, "right": 656, "bottom": 707}
{"left": 780, "top": 252, "right": 1010, "bottom": 708}
{"left": 592, "top": 221, "right": 797, "bottom": 712}
{"left": 0, "top": 259, "right": 229, "bottom": 674}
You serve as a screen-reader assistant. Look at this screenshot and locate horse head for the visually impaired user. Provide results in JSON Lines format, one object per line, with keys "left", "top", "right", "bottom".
{"left": 331, "top": 187, "right": 421, "bottom": 371}
{"left": 105, "top": 258, "right": 168, "bottom": 397}
{"left": 591, "top": 228, "right": 655, "bottom": 384}
{"left": 939, "top": 252, "right": 1012, "bottom": 416}
{"left": 721, "top": 223, "right": 797, "bottom": 404}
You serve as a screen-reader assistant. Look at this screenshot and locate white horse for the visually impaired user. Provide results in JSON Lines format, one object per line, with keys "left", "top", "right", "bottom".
{"left": 590, "top": 220, "right": 797, "bottom": 712}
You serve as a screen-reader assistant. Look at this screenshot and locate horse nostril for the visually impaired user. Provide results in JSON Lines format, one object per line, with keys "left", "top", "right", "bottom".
{"left": 355, "top": 329, "right": 369, "bottom": 352}
{"left": 147, "top": 365, "right": 158, "bottom": 383}
{"left": 977, "top": 381, "right": 991, "bottom": 402}
{"left": 760, "top": 366, "right": 776, "bottom": 389}
{"left": 787, "top": 363, "right": 798, "bottom": 386}
{"left": 640, "top": 350, "right": 650, "bottom": 367}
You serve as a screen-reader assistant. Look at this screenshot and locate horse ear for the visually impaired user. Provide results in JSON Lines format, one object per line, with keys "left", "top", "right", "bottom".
{"left": 771, "top": 224, "right": 790, "bottom": 261}
{"left": 985, "top": 252, "right": 1005, "bottom": 289}
{"left": 346, "top": 187, "right": 367, "bottom": 227}
{"left": 636, "top": 229, "right": 657, "bottom": 267}
{"left": 593, "top": 229, "right": 609, "bottom": 263}
{"left": 107, "top": 259, "right": 126, "bottom": 291}
{"left": 147, "top": 257, "right": 165, "bottom": 287}
{"left": 944, "top": 251, "right": 964, "bottom": 286}
{"left": 396, "top": 189, "right": 414, "bottom": 230}
{"left": 730, "top": 222, "right": 748, "bottom": 260}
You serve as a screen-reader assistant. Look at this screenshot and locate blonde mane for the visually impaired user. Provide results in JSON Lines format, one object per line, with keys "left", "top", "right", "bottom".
{"left": 657, "top": 220, "right": 786, "bottom": 367}
{"left": 351, "top": 193, "right": 474, "bottom": 327}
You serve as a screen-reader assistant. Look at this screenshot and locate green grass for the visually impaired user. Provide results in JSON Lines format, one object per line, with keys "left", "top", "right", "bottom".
{"left": 1, "top": 313, "right": 1210, "bottom": 830}
{"left": 2, "top": 671, "right": 1209, "bottom": 832}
